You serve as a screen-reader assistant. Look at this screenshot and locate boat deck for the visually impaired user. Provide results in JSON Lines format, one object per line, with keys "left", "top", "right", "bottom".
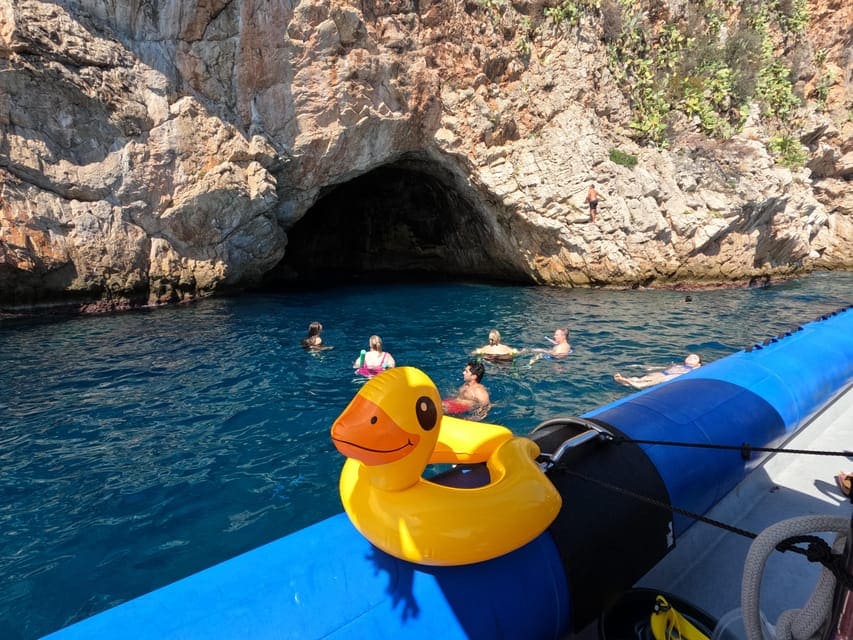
{"left": 588, "top": 384, "right": 853, "bottom": 637}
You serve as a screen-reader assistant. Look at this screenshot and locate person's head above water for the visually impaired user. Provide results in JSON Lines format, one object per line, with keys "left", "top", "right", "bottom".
{"left": 488, "top": 329, "right": 502, "bottom": 345}
{"left": 369, "top": 335, "right": 384, "bottom": 352}
{"left": 466, "top": 360, "right": 486, "bottom": 383}
{"left": 307, "top": 321, "right": 322, "bottom": 337}
{"left": 685, "top": 353, "right": 701, "bottom": 367}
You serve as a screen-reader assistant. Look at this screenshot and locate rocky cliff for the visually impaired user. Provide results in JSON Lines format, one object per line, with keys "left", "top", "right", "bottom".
{"left": 1, "top": 0, "right": 851, "bottom": 312}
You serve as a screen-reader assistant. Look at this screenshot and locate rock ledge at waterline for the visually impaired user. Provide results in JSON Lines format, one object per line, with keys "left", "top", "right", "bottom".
{"left": 1, "top": 0, "right": 851, "bottom": 312}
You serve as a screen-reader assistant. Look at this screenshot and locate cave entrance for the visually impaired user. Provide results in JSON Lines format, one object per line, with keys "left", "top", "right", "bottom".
{"left": 268, "top": 158, "right": 529, "bottom": 287}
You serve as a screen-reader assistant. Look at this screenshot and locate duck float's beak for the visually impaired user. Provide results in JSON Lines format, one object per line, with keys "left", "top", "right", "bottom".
{"left": 331, "top": 394, "right": 420, "bottom": 466}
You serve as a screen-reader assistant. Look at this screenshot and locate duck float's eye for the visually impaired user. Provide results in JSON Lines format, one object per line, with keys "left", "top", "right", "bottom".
{"left": 370, "top": 416, "right": 378, "bottom": 424}
{"left": 415, "top": 396, "right": 437, "bottom": 431}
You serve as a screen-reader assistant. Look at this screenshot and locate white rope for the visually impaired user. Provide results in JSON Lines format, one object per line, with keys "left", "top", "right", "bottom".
{"left": 741, "top": 515, "right": 848, "bottom": 640}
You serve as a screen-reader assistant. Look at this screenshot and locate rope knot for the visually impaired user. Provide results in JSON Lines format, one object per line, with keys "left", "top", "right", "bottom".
{"left": 804, "top": 540, "right": 832, "bottom": 564}
{"left": 777, "top": 534, "right": 853, "bottom": 591}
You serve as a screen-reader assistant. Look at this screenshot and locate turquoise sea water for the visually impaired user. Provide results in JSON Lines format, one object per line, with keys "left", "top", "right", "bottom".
{"left": 2, "top": 272, "right": 853, "bottom": 639}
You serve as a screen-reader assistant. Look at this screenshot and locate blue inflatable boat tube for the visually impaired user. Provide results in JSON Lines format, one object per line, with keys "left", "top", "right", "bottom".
{"left": 44, "top": 307, "right": 853, "bottom": 640}
{"left": 43, "top": 511, "right": 569, "bottom": 639}
{"left": 538, "top": 306, "right": 853, "bottom": 630}
{"left": 591, "top": 305, "right": 853, "bottom": 531}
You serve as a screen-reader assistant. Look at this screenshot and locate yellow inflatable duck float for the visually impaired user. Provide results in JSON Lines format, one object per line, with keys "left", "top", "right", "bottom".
{"left": 330, "top": 366, "right": 562, "bottom": 566}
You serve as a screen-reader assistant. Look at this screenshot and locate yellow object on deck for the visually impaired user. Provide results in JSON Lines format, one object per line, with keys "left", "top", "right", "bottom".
{"left": 650, "top": 595, "right": 711, "bottom": 640}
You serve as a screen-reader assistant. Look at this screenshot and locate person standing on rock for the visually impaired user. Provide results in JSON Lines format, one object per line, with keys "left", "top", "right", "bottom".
{"left": 586, "top": 184, "right": 599, "bottom": 223}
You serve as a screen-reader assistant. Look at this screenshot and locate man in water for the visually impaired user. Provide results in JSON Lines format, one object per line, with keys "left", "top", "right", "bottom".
{"left": 532, "top": 327, "right": 572, "bottom": 360}
{"left": 548, "top": 327, "right": 572, "bottom": 356}
{"left": 443, "top": 360, "right": 490, "bottom": 416}
{"left": 614, "top": 353, "right": 702, "bottom": 389}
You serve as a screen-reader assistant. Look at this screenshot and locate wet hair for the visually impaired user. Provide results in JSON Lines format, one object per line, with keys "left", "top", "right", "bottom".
{"left": 467, "top": 360, "right": 485, "bottom": 383}
{"left": 369, "top": 335, "right": 383, "bottom": 351}
{"left": 488, "top": 329, "right": 501, "bottom": 345}
{"left": 306, "top": 321, "right": 322, "bottom": 337}
{"left": 302, "top": 321, "right": 323, "bottom": 347}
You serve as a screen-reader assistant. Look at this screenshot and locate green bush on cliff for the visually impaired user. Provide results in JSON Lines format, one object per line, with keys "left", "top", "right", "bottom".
{"left": 558, "top": 0, "right": 806, "bottom": 147}
{"left": 628, "top": 84, "right": 669, "bottom": 145}
{"left": 545, "top": 0, "right": 600, "bottom": 29}
{"left": 476, "top": 0, "right": 505, "bottom": 11}
{"left": 814, "top": 71, "right": 834, "bottom": 109}
{"left": 768, "top": 134, "right": 807, "bottom": 168}
{"left": 721, "top": 22, "right": 764, "bottom": 107}
{"left": 779, "top": 0, "right": 809, "bottom": 34}
{"left": 756, "top": 61, "right": 800, "bottom": 120}
{"left": 677, "top": 61, "right": 741, "bottom": 138}
{"left": 476, "top": 0, "right": 505, "bottom": 24}
{"left": 515, "top": 16, "right": 535, "bottom": 57}
{"left": 609, "top": 148, "right": 638, "bottom": 167}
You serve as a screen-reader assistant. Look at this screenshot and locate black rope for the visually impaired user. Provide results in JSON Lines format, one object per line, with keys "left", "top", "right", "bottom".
{"left": 778, "top": 535, "right": 853, "bottom": 590}
{"left": 609, "top": 435, "right": 852, "bottom": 461}
{"left": 558, "top": 468, "right": 853, "bottom": 586}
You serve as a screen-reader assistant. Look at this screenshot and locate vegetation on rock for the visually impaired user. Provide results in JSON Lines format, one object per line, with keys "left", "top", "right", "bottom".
{"left": 609, "top": 148, "right": 638, "bottom": 167}
{"left": 541, "top": 0, "right": 828, "bottom": 168}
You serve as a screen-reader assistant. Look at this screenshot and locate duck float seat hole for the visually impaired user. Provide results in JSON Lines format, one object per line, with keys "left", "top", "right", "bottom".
{"left": 427, "top": 462, "right": 491, "bottom": 488}
{"left": 330, "top": 367, "right": 562, "bottom": 566}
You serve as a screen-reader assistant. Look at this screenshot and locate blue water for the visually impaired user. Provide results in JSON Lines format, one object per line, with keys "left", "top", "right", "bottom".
{"left": 2, "top": 272, "right": 852, "bottom": 639}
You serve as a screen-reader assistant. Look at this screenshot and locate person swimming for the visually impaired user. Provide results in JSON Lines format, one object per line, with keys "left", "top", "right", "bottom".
{"left": 472, "top": 329, "right": 519, "bottom": 361}
{"left": 442, "top": 360, "right": 491, "bottom": 419}
{"left": 614, "top": 353, "right": 702, "bottom": 389}
{"left": 301, "top": 321, "right": 330, "bottom": 350}
{"left": 530, "top": 327, "right": 572, "bottom": 362}
{"left": 353, "top": 335, "right": 396, "bottom": 377}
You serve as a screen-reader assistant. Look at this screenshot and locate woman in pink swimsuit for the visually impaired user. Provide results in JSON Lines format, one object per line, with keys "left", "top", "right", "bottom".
{"left": 353, "top": 335, "right": 396, "bottom": 377}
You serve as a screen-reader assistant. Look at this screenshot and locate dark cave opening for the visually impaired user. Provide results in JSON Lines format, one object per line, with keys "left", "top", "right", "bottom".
{"left": 264, "top": 159, "right": 530, "bottom": 288}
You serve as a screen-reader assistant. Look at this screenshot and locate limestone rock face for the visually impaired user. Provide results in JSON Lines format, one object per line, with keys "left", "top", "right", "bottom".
{"left": 1, "top": 0, "right": 851, "bottom": 311}
{"left": 1, "top": 0, "right": 285, "bottom": 309}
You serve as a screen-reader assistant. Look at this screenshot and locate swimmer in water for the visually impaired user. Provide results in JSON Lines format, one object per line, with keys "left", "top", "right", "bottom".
{"left": 442, "top": 360, "right": 491, "bottom": 418}
{"left": 353, "top": 335, "right": 396, "bottom": 377}
{"left": 472, "top": 329, "right": 519, "bottom": 361}
{"left": 301, "top": 321, "right": 332, "bottom": 350}
{"left": 614, "top": 353, "right": 702, "bottom": 389}
{"left": 530, "top": 327, "right": 572, "bottom": 362}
